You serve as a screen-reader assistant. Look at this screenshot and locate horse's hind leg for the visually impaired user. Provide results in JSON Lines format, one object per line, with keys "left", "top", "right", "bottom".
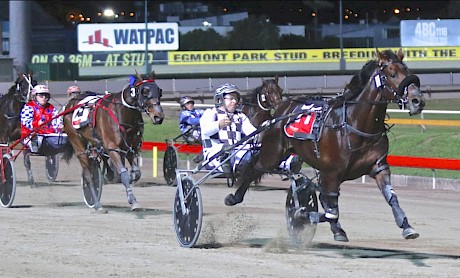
{"left": 109, "top": 152, "right": 140, "bottom": 211}
{"left": 23, "top": 150, "right": 35, "bottom": 186}
{"left": 127, "top": 155, "right": 141, "bottom": 183}
{"left": 373, "top": 167, "right": 419, "bottom": 239}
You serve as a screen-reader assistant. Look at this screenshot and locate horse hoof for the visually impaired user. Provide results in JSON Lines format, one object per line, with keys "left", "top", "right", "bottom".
{"left": 402, "top": 227, "right": 419, "bottom": 239}
{"left": 334, "top": 233, "right": 349, "bottom": 242}
{"left": 131, "top": 202, "right": 142, "bottom": 211}
{"left": 30, "top": 183, "right": 37, "bottom": 188}
{"left": 224, "top": 194, "right": 240, "bottom": 206}
{"left": 93, "top": 207, "right": 108, "bottom": 214}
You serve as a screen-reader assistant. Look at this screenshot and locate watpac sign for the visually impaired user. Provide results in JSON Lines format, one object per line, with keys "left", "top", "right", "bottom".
{"left": 78, "top": 23, "right": 179, "bottom": 52}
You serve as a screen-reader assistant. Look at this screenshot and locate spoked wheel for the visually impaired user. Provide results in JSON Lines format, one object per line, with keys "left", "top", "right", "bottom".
{"left": 81, "top": 157, "right": 103, "bottom": 208}
{"left": 45, "top": 154, "right": 59, "bottom": 182}
{"left": 163, "top": 146, "right": 178, "bottom": 186}
{"left": 173, "top": 176, "right": 203, "bottom": 248}
{"left": 0, "top": 154, "right": 16, "bottom": 208}
{"left": 285, "top": 178, "right": 318, "bottom": 245}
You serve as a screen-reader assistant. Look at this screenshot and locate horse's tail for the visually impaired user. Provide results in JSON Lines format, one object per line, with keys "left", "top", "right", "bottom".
{"left": 61, "top": 140, "right": 75, "bottom": 164}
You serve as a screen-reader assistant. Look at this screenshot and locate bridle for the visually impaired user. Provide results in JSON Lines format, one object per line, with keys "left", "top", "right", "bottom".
{"left": 374, "top": 61, "right": 420, "bottom": 105}
{"left": 256, "top": 82, "right": 282, "bottom": 111}
{"left": 121, "top": 79, "right": 162, "bottom": 113}
{"left": 16, "top": 74, "right": 36, "bottom": 102}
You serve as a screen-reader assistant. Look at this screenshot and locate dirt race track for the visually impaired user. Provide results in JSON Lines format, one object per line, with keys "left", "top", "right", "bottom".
{"left": 1, "top": 155, "right": 459, "bottom": 278}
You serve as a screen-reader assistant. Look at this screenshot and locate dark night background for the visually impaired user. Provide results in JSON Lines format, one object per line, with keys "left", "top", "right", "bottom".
{"left": 33, "top": 0, "right": 454, "bottom": 26}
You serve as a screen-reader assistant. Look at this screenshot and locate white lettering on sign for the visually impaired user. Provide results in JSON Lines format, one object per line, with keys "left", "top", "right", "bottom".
{"left": 78, "top": 23, "right": 179, "bottom": 52}
{"left": 414, "top": 22, "right": 448, "bottom": 39}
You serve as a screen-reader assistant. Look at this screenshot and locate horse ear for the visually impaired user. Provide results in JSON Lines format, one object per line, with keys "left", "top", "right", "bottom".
{"left": 135, "top": 70, "right": 143, "bottom": 80}
{"left": 375, "top": 48, "right": 386, "bottom": 65}
{"left": 150, "top": 70, "right": 156, "bottom": 80}
{"left": 261, "top": 77, "right": 267, "bottom": 85}
{"left": 374, "top": 48, "right": 381, "bottom": 59}
{"left": 396, "top": 48, "right": 404, "bottom": 62}
{"left": 274, "top": 75, "right": 279, "bottom": 83}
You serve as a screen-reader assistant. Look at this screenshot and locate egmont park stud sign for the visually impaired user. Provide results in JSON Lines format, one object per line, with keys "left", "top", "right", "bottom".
{"left": 77, "top": 22, "right": 179, "bottom": 52}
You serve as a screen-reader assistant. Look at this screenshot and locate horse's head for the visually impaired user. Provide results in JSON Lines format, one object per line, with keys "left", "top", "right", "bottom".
{"left": 376, "top": 48, "right": 425, "bottom": 115}
{"left": 127, "top": 71, "right": 164, "bottom": 124}
{"left": 14, "top": 73, "right": 37, "bottom": 101}
{"left": 257, "top": 76, "right": 283, "bottom": 111}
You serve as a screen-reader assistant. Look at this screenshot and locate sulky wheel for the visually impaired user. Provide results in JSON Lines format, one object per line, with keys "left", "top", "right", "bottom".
{"left": 45, "top": 154, "right": 59, "bottom": 182}
{"left": 285, "top": 179, "right": 318, "bottom": 245}
{"left": 81, "top": 157, "right": 103, "bottom": 208}
{"left": 163, "top": 146, "right": 178, "bottom": 186}
{"left": 173, "top": 176, "right": 202, "bottom": 248}
{"left": 0, "top": 154, "right": 16, "bottom": 208}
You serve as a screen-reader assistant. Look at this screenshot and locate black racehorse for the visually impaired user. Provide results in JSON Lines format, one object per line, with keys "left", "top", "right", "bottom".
{"left": 0, "top": 73, "right": 45, "bottom": 184}
{"left": 0, "top": 73, "right": 36, "bottom": 144}
{"left": 225, "top": 49, "right": 426, "bottom": 241}
{"left": 62, "top": 71, "right": 164, "bottom": 211}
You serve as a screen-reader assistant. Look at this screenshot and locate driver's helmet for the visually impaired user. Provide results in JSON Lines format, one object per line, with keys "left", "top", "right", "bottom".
{"left": 67, "top": 85, "right": 81, "bottom": 95}
{"left": 214, "top": 83, "right": 241, "bottom": 107}
{"left": 180, "top": 96, "right": 194, "bottom": 108}
{"left": 31, "top": 84, "right": 49, "bottom": 96}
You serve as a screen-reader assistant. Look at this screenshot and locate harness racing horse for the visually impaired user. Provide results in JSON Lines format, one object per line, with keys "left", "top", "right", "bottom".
{"left": 62, "top": 71, "right": 164, "bottom": 211}
{"left": 0, "top": 73, "right": 36, "bottom": 144}
{"left": 227, "top": 76, "right": 285, "bottom": 185}
{"left": 225, "top": 49, "right": 426, "bottom": 241}
{"left": 0, "top": 73, "right": 44, "bottom": 184}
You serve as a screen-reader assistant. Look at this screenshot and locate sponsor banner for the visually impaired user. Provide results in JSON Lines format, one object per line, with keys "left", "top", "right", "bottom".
{"left": 30, "top": 52, "right": 169, "bottom": 67}
{"left": 168, "top": 48, "right": 460, "bottom": 65}
{"left": 77, "top": 23, "right": 179, "bottom": 52}
{"left": 31, "top": 47, "right": 460, "bottom": 68}
{"left": 401, "top": 20, "right": 458, "bottom": 47}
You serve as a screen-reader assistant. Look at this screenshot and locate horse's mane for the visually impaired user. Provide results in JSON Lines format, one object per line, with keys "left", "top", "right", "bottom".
{"left": 5, "top": 80, "right": 19, "bottom": 96}
{"left": 341, "top": 60, "right": 378, "bottom": 101}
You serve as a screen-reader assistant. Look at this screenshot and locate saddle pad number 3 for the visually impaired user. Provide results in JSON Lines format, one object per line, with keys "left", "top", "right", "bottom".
{"left": 72, "top": 96, "right": 100, "bottom": 129}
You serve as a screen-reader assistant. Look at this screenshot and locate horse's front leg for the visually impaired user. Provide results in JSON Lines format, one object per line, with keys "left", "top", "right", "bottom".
{"left": 224, "top": 163, "right": 263, "bottom": 206}
{"left": 316, "top": 174, "right": 349, "bottom": 242}
{"left": 23, "top": 149, "right": 35, "bottom": 186}
{"left": 372, "top": 166, "right": 419, "bottom": 239}
{"left": 108, "top": 150, "right": 140, "bottom": 211}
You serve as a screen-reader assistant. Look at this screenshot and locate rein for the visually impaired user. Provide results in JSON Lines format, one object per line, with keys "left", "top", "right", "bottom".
{"left": 18, "top": 74, "right": 35, "bottom": 101}
{"left": 94, "top": 94, "right": 140, "bottom": 156}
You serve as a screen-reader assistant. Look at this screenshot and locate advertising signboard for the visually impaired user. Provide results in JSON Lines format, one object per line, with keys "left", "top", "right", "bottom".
{"left": 401, "top": 20, "right": 459, "bottom": 47}
{"left": 78, "top": 23, "right": 179, "bottom": 52}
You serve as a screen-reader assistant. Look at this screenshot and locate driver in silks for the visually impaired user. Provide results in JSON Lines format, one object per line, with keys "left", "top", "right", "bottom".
{"left": 200, "top": 83, "right": 301, "bottom": 175}
{"left": 20, "top": 84, "right": 67, "bottom": 154}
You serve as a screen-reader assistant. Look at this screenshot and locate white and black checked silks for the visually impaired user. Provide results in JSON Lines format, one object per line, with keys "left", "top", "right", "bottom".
{"left": 200, "top": 107, "right": 256, "bottom": 171}
{"left": 199, "top": 107, "right": 299, "bottom": 173}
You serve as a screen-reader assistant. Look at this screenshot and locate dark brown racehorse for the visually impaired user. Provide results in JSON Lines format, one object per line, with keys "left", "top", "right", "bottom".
{"left": 0, "top": 73, "right": 36, "bottom": 144}
{"left": 225, "top": 49, "right": 426, "bottom": 241}
{"left": 226, "top": 76, "right": 285, "bottom": 185}
{"left": 62, "top": 71, "right": 164, "bottom": 211}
